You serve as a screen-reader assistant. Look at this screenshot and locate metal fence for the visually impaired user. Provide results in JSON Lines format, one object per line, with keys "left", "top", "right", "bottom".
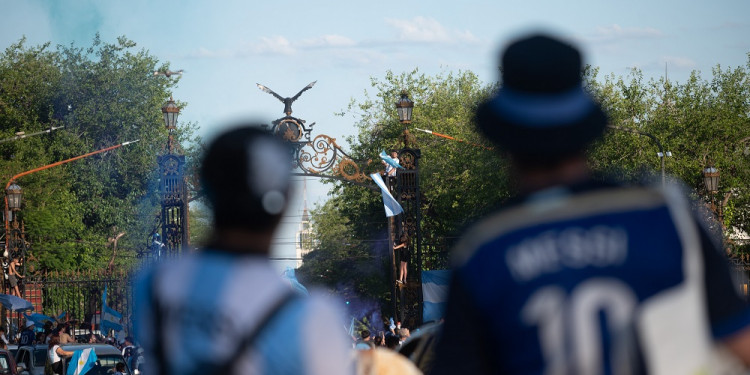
{"left": 9, "top": 269, "right": 134, "bottom": 337}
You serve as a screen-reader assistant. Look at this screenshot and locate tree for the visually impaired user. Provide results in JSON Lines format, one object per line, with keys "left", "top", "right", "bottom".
{"left": 586, "top": 56, "right": 750, "bottom": 251}
{"left": 297, "top": 69, "right": 502, "bottom": 318}
{"left": 0, "top": 35, "right": 199, "bottom": 271}
{"left": 301, "top": 55, "right": 750, "bottom": 321}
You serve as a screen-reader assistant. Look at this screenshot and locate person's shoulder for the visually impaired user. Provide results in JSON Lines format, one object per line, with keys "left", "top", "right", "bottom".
{"left": 450, "top": 180, "right": 667, "bottom": 267}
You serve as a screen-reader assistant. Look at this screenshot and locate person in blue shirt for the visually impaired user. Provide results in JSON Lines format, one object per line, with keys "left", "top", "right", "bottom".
{"left": 431, "top": 33, "right": 750, "bottom": 374}
{"left": 19, "top": 320, "right": 35, "bottom": 346}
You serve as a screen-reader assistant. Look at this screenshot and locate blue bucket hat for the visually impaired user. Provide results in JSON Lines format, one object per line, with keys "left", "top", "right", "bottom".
{"left": 476, "top": 33, "right": 608, "bottom": 157}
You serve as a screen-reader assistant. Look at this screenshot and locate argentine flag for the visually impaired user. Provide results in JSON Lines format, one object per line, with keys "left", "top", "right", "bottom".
{"left": 370, "top": 173, "right": 404, "bottom": 217}
{"left": 422, "top": 270, "right": 451, "bottom": 322}
{"left": 379, "top": 150, "right": 404, "bottom": 170}
{"left": 101, "top": 287, "right": 123, "bottom": 333}
{"left": 67, "top": 348, "right": 98, "bottom": 375}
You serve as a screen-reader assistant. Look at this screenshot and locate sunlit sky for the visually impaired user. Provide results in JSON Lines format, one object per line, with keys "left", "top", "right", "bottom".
{"left": 2, "top": 0, "right": 749, "bottom": 271}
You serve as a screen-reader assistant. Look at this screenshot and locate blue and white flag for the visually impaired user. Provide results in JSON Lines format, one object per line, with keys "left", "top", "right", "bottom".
{"left": 370, "top": 173, "right": 403, "bottom": 217}
{"left": 379, "top": 150, "right": 404, "bottom": 170}
{"left": 101, "top": 287, "right": 123, "bottom": 333}
{"left": 281, "top": 267, "right": 309, "bottom": 296}
{"left": 422, "top": 270, "right": 451, "bottom": 322}
{"left": 24, "top": 313, "right": 54, "bottom": 327}
{"left": 67, "top": 348, "right": 98, "bottom": 375}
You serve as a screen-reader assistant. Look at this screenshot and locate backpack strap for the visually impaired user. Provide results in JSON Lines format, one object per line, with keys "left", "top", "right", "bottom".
{"left": 216, "top": 290, "right": 297, "bottom": 375}
{"left": 150, "top": 267, "right": 298, "bottom": 375}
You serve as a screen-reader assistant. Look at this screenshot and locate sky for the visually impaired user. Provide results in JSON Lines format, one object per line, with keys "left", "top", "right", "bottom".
{"left": 2, "top": 0, "right": 749, "bottom": 272}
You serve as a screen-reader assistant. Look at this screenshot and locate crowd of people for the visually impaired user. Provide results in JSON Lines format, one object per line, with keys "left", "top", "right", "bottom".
{"left": 0, "top": 318, "right": 143, "bottom": 375}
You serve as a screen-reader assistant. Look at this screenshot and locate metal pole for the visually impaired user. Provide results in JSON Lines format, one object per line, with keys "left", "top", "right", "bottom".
{"left": 0, "top": 126, "right": 65, "bottom": 145}
{"left": 3, "top": 140, "right": 139, "bottom": 256}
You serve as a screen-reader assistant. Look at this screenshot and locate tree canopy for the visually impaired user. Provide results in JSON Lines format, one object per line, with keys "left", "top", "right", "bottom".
{"left": 299, "top": 56, "right": 750, "bottom": 319}
{"left": 0, "top": 35, "right": 198, "bottom": 272}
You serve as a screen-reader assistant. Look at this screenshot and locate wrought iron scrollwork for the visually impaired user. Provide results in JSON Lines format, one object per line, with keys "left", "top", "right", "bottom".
{"left": 293, "top": 134, "right": 369, "bottom": 183}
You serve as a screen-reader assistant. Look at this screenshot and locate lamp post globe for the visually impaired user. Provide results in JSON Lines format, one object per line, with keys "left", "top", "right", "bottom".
{"left": 161, "top": 96, "right": 180, "bottom": 130}
{"left": 6, "top": 182, "right": 22, "bottom": 211}
{"left": 702, "top": 166, "right": 720, "bottom": 194}
{"left": 395, "top": 91, "right": 414, "bottom": 124}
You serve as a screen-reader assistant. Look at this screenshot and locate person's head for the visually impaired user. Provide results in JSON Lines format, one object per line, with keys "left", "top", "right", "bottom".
{"left": 373, "top": 335, "right": 383, "bottom": 346}
{"left": 25, "top": 320, "right": 34, "bottom": 331}
{"left": 390, "top": 151, "right": 398, "bottom": 159}
{"left": 360, "top": 329, "right": 371, "bottom": 340}
{"left": 116, "top": 362, "right": 125, "bottom": 372}
{"left": 201, "top": 125, "right": 292, "bottom": 240}
{"left": 399, "top": 233, "right": 408, "bottom": 244}
{"left": 475, "top": 33, "right": 608, "bottom": 170}
{"left": 384, "top": 333, "right": 400, "bottom": 349}
{"left": 398, "top": 328, "right": 410, "bottom": 341}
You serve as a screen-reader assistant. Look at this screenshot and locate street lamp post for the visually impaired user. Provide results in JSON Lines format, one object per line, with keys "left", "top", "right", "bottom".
{"left": 162, "top": 96, "right": 180, "bottom": 153}
{"left": 396, "top": 91, "right": 414, "bottom": 148}
{"left": 158, "top": 96, "right": 189, "bottom": 256}
{"left": 703, "top": 166, "right": 722, "bottom": 224}
{"left": 4, "top": 182, "right": 23, "bottom": 260}
{"left": 392, "top": 91, "right": 424, "bottom": 326}
{"left": 606, "top": 125, "right": 671, "bottom": 186}
{"left": 389, "top": 92, "right": 413, "bottom": 321}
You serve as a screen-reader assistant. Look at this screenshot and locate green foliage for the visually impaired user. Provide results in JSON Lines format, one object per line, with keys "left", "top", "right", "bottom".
{"left": 297, "top": 69, "right": 503, "bottom": 315}
{"left": 188, "top": 202, "right": 212, "bottom": 247}
{"left": 585, "top": 57, "right": 750, "bottom": 249}
{"left": 302, "top": 55, "right": 750, "bottom": 317}
{"left": 0, "top": 35, "right": 198, "bottom": 272}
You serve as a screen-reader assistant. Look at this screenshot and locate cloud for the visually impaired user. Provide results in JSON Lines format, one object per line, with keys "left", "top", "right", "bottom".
{"left": 298, "top": 34, "right": 356, "bottom": 48}
{"left": 385, "top": 16, "right": 478, "bottom": 44}
{"left": 188, "top": 33, "right": 360, "bottom": 59}
{"left": 584, "top": 24, "right": 664, "bottom": 44}
{"left": 252, "top": 36, "right": 296, "bottom": 55}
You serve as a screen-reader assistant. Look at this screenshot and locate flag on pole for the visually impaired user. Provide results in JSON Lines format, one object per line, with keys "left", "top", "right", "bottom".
{"left": 101, "top": 287, "right": 123, "bottom": 333}
{"left": 24, "top": 313, "right": 54, "bottom": 327}
{"left": 379, "top": 150, "right": 404, "bottom": 170}
{"left": 370, "top": 173, "right": 404, "bottom": 217}
{"left": 281, "top": 267, "right": 309, "bottom": 296}
{"left": 67, "top": 348, "right": 98, "bottom": 375}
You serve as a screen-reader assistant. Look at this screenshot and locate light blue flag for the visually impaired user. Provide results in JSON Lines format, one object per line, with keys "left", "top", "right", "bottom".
{"left": 379, "top": 150, "right": 404, "bottom": 170}
{"left": 370, "top": 173, "right": 404, "bottom": 217}
{"left": 281, "top": 267, "right": 309, "bottom": 296}
{"left": 101, "top": 287, "right": 123, "bottom": 333}
{"left": 67, "top": 348, "right": 97, "bottom": 375}
{"left": 422, "top": 270, "right": 451, "bottom": 322}
{"left": 24, "top": 313, "right": 54, "bottom": 327}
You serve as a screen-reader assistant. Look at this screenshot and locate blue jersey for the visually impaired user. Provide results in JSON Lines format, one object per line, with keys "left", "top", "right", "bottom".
{"left": 19, "top": 330, "right": 35, "bottom": 346}
{"left": 432, "top": 182, "right": 750, "bottom": 375}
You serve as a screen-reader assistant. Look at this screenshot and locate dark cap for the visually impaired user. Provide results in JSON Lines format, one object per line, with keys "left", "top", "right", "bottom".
{"left": 476, "top": 33, "right": 608, "bottom": 157}
{"left": 201, "top": 125, "right": 292, "bottom": 230}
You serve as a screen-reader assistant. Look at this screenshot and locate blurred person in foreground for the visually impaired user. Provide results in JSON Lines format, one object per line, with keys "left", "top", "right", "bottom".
{"left": 431, "top": 33, "right": 750, "bottom": 374}
{"left": 134, "top": 125, "right": 353, "bottom": 375}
